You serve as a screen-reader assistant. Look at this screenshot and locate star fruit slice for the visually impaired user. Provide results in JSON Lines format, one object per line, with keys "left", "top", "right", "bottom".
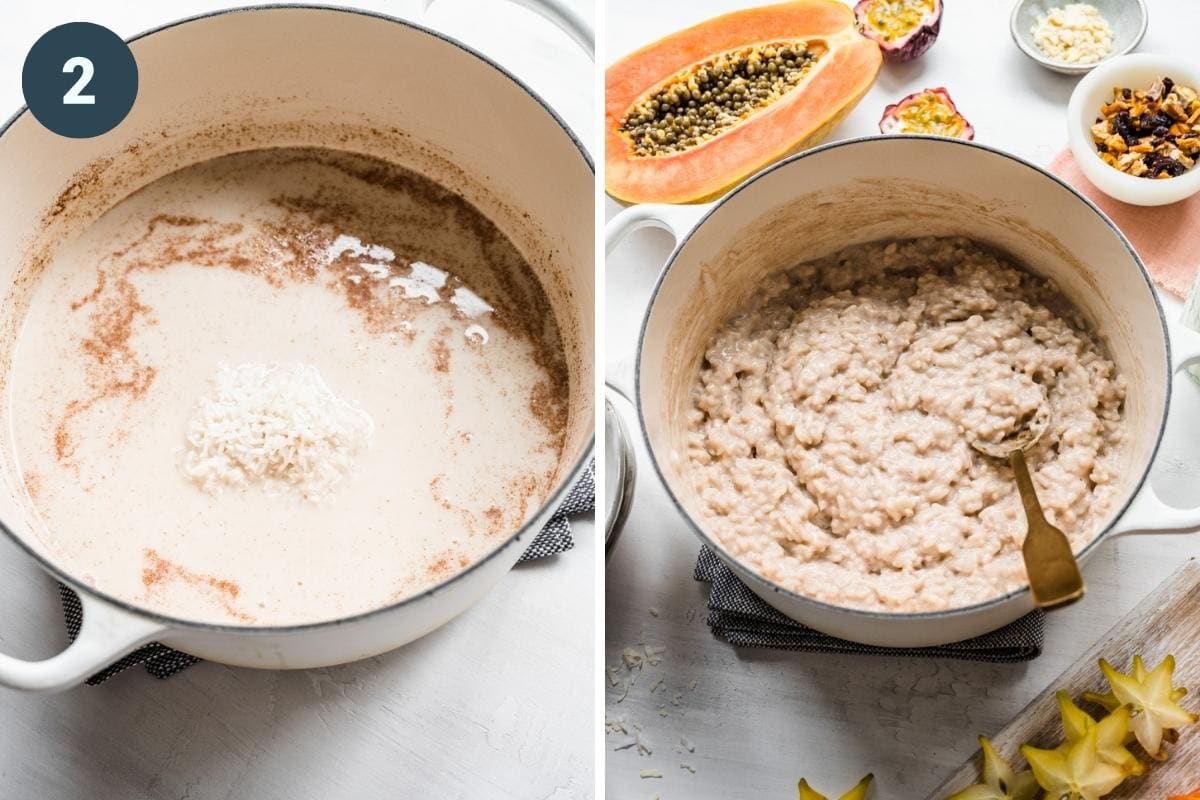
{"left": 1022, "top": 727, "right": 1131, "bottom": 800}
{"left": 946, "top": 736, "right": 1038, "bottom": 800}
{"left": 798, "top": 773, "right": 873, "bottom": 800}
{"left": 1082, "top": 655, "right": 1198, "bottom": 759}
{"left": 1055, "top": 692, "right": 1144, "bottom": 775}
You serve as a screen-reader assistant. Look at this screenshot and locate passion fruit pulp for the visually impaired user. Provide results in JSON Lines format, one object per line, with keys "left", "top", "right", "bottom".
{"left": 854, "top": 0, "right": 941, "bottom": 62}
{"left": 879, "top": 87, "right": 974, "bottom": 140}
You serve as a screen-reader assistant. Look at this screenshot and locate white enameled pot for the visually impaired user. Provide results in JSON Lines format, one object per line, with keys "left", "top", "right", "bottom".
{"left": 0, "top": 4, "right": 593, "bottom": 692}
{"left": 607, "top": 135, "right": 1200, "bottom": 648}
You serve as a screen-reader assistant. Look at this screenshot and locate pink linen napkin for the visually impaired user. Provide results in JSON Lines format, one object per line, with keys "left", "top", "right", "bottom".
{"left": 1049, "top": 149, "right": 1200, "bottom": 298}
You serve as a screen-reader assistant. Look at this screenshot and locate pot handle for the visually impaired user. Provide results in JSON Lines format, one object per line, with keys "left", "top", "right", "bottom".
{"left": 604, "top": 202, "right": 712, "bottom": 398}
{"left": 604, "top": 203, "right": 708, "bottom": 256}
{"left": 602, "top": 202, "right": 710, "bottom": 555}
{"left": 1110, "top": 316, "right": 1200, "bottom": 537}
{"left": 501, "top": 0, "right": 593, "bottom": 58}
{"left": 424, "top": 0, "right": 593, "bottom": 58}
{"left": 0, "top": 590, "right": 165, "bottom": 692}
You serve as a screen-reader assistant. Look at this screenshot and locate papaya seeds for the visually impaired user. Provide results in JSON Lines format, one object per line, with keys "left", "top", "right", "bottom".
{"left": 605, "top": 0, "right": 882, "bottom": 204}
{"left": 619, "top": 42, "right": 821, "bottom": 157}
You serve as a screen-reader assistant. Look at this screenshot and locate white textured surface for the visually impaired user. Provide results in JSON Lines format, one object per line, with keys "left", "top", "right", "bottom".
{"left": 605, "top": 1, "right": 1200, "bottom": 798}
{"left": 0, "top": 1, "right": 594, "bottom": 798}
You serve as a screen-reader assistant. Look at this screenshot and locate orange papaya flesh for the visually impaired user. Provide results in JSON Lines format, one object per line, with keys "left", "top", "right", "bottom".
{"left": 605, "top": 0, "right": 882, "bottom": 205}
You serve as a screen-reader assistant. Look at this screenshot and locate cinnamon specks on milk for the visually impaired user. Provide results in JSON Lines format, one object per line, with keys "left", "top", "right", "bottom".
{"left": 429, "top": 474, "right": 455, "bottom": 512}
{"left": 140, "top": 547, "right": 254, "bottom": 623}
{"left": 50, "top": 150, "right": 567, "bottom": 474}
{"left": 483, "top": 506, "right": 505, "bottom": 536}
{"left": 431, "top": 475, "right": 518, "bottom": 539}
{"left": 386, "top": 545, "right": 473, "bottom": 601}
{"left": 424, "top": 548, "right": 472, "bottom": 581}
{"left": 55, "top": 214, "right": 245, "bottom": 466}
{"left": 430, "top": 335, "right": 451, "bottom": 374}
{"left": 530, "top": 379, "right": 569, "bottom": 438}
{"left": 22, "top": 470, "right": 41, "bottom": 500}
{"left": 505, "top": 471, "right": 549, "bottom": 531}
{"left": 18, "top": 147, "right": 570, "bottom": 626}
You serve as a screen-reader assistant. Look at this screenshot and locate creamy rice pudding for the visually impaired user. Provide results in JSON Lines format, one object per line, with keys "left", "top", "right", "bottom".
{"left": 687, "top": 237, "right": 1126, "bottom": 612}
{"left": 7, "top": 148, "right": 568, "bottom": 626}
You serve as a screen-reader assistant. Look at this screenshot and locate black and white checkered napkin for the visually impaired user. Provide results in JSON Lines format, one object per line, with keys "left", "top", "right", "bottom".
{"left": 694, "top": 546, "right": 1044, "bottom": 663}
{"left": 60, "top": 460, "right": 595, "bottom": 685}
{"left": 517, "top": 460, "right": 594, "bottom": 562}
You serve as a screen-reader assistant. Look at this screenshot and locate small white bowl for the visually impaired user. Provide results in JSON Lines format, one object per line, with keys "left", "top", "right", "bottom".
{"left": 1067, "top": 53, "right": 1200, "bottom": 206}
{"left": 1011, "top": 0, "right": 1147, "bottom": 76}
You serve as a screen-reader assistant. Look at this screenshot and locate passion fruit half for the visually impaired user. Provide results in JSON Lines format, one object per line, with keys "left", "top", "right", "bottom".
{"left": 879, "top": 87, "right": 974, "bottom": 140}
{"left": 854, "top": 0, "right": 942, "bottom": 62}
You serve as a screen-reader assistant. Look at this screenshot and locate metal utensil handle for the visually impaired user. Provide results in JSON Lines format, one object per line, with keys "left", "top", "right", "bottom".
{"left": 1009, "top": 450, "right": 1047, "bottom": 525}
{"left": 0, "top": 591, "right": 165, "bottom": 692}
{"left": 1111, "top": 316, "right": 1200, "bottom": 536}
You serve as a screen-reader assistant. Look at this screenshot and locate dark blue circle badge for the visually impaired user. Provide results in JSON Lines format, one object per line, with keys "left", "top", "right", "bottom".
{"left": 22, "top": 22, "right": 138, "bottom": 139}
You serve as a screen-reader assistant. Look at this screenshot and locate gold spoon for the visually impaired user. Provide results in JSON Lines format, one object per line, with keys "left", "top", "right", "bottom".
{"left": 970, "top": 405, "right": 1085, "bottom": 610}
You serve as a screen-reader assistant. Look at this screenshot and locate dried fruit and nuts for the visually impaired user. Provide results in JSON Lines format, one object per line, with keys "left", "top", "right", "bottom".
{"left": 1091, "top": 76, "right": 1200, "bottom": 179}
{"left": 619, "top": 42, "right": 820, "bottom": 158}
{"left": 947, "top": 654, "right": 1197, "bottom": 800}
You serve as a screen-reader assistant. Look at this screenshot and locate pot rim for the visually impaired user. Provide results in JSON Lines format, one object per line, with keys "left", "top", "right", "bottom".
{"left": 0, "top": 3, "right": 595, "bottom": 635}
{"left": 635, "top": 134, "right": 1171, "bottom": 624}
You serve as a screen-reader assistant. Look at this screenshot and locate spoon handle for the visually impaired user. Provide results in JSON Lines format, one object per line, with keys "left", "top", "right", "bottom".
{"left": 1010, "top": 449, "right": 1085, "bottom": 609}
{"left": 1009, "top": 449, "right": 1046, "bottom": 524}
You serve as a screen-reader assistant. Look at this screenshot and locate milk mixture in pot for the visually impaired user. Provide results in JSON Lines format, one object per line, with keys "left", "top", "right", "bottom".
{"left": 687, "top": 237, "right": 1126, "bottom": 613}
{"left": 7, "top": 148, "right": 569, "bottom": 626}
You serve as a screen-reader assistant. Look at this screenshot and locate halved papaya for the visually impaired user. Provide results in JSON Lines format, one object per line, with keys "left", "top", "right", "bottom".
{"left": 605, "top": 0, "right": 882, "bottom": 204}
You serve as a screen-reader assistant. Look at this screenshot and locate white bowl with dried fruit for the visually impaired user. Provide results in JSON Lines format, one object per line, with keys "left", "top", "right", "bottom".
{"left": 1068, "top": 53, "right": 1200, "bottom": 206}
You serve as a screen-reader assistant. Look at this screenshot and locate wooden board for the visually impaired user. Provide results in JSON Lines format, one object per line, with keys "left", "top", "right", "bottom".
{"left": 930, "top": 560, "right": 1200, "bottom": 799}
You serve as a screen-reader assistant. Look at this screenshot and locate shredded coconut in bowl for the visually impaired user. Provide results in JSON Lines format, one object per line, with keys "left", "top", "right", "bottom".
{"left": 1032, "top": 3, "right": 1114, "bottom": 66}
{"left": 183, "top": 362, "right": 374, "bottom": 501}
